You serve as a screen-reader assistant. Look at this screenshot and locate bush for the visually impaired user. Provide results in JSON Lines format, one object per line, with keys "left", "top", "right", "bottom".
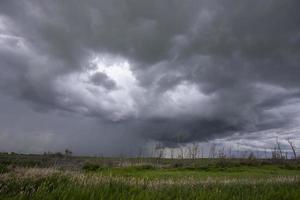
{"left": 280, "top": 163, "right": 300, "bottom": 170}
{"left": 134, "top": 165, "right": 155, "bottom": 170}
{"left": 198, "top": 165, "right": 210, "bottom": 171}
{"left": 215, "top": 160, "right": 237, "bottom": 168}
{"left": 0, "top": 164, "right": 9, "bottom": 174}
{"left": 82, "top": 163, "right": 101, "bottom": 171}
{"left": 170, "top": 162, "right": 184, "bottom": 168}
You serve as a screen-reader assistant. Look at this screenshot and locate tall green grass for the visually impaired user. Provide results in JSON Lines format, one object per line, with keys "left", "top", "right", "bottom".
{"left": 1, "top": 154, "right": 299, "bottom": 200}
{"left": 0, "top": 175, "right": 299, "bottom": 200}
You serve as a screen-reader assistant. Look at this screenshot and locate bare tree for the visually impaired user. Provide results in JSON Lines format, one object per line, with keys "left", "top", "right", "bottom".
{"left": 137, "top": 145, "right": 146, "bottom": 163}
{"left": 284, "top": 151, "right": 288, "bottom": 159}
{"left": 170, "top": 148, "right": 174, "bottom": 159}
{"left": 154, "top": 142, "right": 164, "bottom": 159}
{"left": 176, "top": 148, "right": 182, "bottom": 159}
{"left": 237, "top": 142, "right": 240, "bottom": 158}
{"left": 201, "top": 146, "right": 204, "bottom": 158}
{"left": 264, "top": 147, "right": 268, "bottom": 159}
{"left": 188, "top": 143, "right": 199, "bottom": 159}
{"left": 176, "top": 132, "right": 184, "bottom": 159}
{"left": 228, "top": 145, "right": 232, "bottom": 158}
{"left": 153, "top": 142, "right": 164, "bottom": 166}
{"left": 241, "top": 150, "right": 249, "bottom": 159}
{"left": 209, "top": 143, "right": 216, "bottom": 158}
{"left": 138, "top": 146, "right": 144, "bottom": 158}
{"left": 178, "top": 145, "right": 184, "bottom": 159}
{"left": 287, "top": 139, "right": 297, "bottom": 159}
{"left": 65, "top": 149, "right": 72, "bottom": 157}
{"left": 276, "top": 137, "right": 284, "bottom": 159}
{"left": 248, "top": 151, "right": 256, "bottom": 160}
{"left": 218, "top": 147, "right": 226, "bottom": 159}
{"left": 184, "top": 147, "right": 190, "bottom": 159}
{"left": 272, "top": 146, "right": 280, "bottom": 160}
{"left": 187, "top": 145, "right": 192, "bottom": 159}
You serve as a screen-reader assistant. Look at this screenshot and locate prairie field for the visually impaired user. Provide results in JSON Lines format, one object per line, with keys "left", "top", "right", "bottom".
{"left": 0, "top": 153, "right": 299, "bottom": 200}
{"left": 2, "top": 0, "right": 300, "bottom": 200}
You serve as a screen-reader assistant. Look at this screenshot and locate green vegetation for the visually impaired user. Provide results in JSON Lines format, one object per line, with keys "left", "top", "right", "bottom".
{"left": 0, "top": 164, "right": 9, "bottom": 174}
{"left": 0, "top": 153, "right": 299, "bottom": 199}
{"left": 89, "top": 165, "right": 300, "bottom": 180}
{"left": 0, "top": 175, "right": 299, "bottom": 200}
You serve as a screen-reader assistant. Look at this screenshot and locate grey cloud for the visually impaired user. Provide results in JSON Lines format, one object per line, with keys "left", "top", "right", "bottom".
{"left": 89, "top": 72, "right": 117, "bottom": 90}
{"left": 0, "top": 94, "right": 142, "bottom": 155}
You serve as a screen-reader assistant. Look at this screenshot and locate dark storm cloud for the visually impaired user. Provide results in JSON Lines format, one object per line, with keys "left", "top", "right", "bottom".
{"left": 0, "top": 94, "right": 142, "bottom": 155}
{"left": 89, "top": 72, "right": 117, "bottom": 90}
{"left": 0, "top": 0, "right": 300, "bottom": 151}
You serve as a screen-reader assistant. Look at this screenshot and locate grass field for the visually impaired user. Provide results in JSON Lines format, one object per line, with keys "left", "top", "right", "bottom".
{"left": 0, "top": 153, "right": 299, "bottom": 199}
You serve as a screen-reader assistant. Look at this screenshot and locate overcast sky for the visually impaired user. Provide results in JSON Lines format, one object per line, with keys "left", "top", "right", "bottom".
{"left": 0, "top": 0, "right": 300, "bottom": 155}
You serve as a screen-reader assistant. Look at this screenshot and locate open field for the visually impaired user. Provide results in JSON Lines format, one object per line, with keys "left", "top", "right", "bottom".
{"left": 0, "top": 153, "right": 300, "bottom": 199}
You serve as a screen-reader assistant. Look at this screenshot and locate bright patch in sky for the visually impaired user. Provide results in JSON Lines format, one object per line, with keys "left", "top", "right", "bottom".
{"left": 55, "top": 55, "right": 140, "bottom": 121}
{"left": 89, "top": 55, "right": 136, "bottom": 88}
{"left": 55, "top": 54, "right": 212, "bottom": 121}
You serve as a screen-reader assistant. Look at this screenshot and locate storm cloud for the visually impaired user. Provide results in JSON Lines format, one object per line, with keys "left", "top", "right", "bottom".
{"left": 0, "top": 0, "right": 300, "bottom": 154}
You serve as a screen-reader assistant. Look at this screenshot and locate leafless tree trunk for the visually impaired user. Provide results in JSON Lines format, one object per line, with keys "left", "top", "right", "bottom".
{"left": 201, "top": 146, "right": 204, "bottom": 158}
{"left": 272, "top": 146, "right": 280, "bottom": 160}
{"left": 285, "top": 151, "right": 288, "bottom": 159}
{"left": 155, "top": 143, "right": 164, "bottom": 159}
{"left": 287, "top": 139, "right": 297, "bottom": 159}
{"left": 218, "top": 147, "right": 226, "bottom": 159}
{"left": 241, "top": 150, "right": 248, "bottom": 159}
{"left": 177, "top": 133, "right": 184, "bottom": 159}
{"left": 276, "top": 137, "right": 284, "bottom": 159}
{"left": 138, "top": 146, "right": 144, "bottom": 158}
{"left": 209, "top": 144, "right": 216, "bottom": 158}
{"left": 170, "top": 148, "right": 174, "bottom": 159}
{"left": 154, "top": 142, "right": 164, "bottom": 166}
{"left": 264, "top": 147, "right": 268, "bottom": 159}
{"left": 237, "top": 143, "right": 240, "bottom": 158}
{"left": 189, "top": 143, "right": 199, "bottom": 159}
{"left": 188, "top": 146, "right": 192, "bottom": 159}
{"left": 228, "top": 146, "right": 232, "bottom": 158}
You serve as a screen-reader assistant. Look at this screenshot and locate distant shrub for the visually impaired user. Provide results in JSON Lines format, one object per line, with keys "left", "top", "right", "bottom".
{"left": 0, "top": 160, "right": 11, "bottom": 166}
{"left": 82, "top": 163, "right": 102, "bottom": 171}
{"left": 280, "top": 163, "right": 300, "bottom": 170}
{"left": 248, "top": 152, "right": 256, "bottom": 160}
{"left": 198, "top": 165, "right": 210, "bottom": 171}
{"left": 170, "top": 162, "right": 184, "bottom": 168}
{"left": 215, "top": 160, "right": 238, "bottom": 168}
{"left": 44, "top": 152, "right": 64, "bottom": 158}
{"left": 20, "top": 160, "right": 43, "bottom": 167}
{"left": 105, "top": 160, "right": 115, "bottom": 167}
{"left": 134, "top": 165, "right": 155, "bottom": 170}
{"left": 0, "top": 164, "right": 9, "bottom": 174}
{"left": 54, "top": 152, "right": 64, "bottom": 158}
{"left": 240, "top": 159, "right": 261, "bottom": 167}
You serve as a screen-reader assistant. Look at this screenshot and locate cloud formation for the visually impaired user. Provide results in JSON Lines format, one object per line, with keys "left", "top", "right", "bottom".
{"left": 0, "top": 0, "right": 300, "bottom": 153}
